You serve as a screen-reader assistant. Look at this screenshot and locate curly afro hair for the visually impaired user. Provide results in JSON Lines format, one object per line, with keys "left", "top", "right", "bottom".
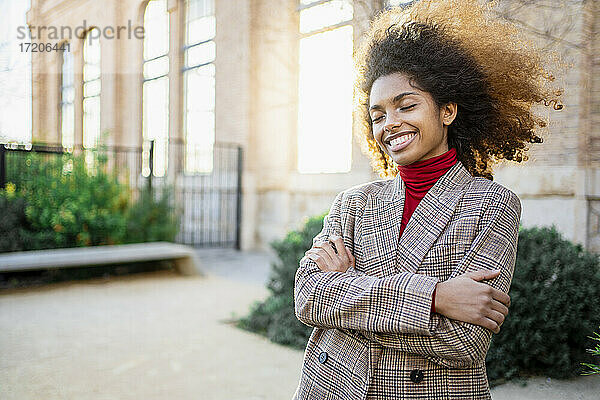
{"left": 354, "top": 0, "right": 565, "bottom": 179}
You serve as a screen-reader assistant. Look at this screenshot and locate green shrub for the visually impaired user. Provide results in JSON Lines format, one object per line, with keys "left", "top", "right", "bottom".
{"left": 124, "top": 185, "right": 181, "bottom": 244}
{"left": 580, "top": 326, "right": 600, "bottom": 376}
{"left": 486, "top": 225, "right": 600, "bottom": 383}
{"left": 0, "top": 148, "right": 181, "bottom": 253}
{"left": 11, "top": 151, "right": 130, "bottom": 250}
{"left": 0, "top": 188, "right": 34, "bottom": 252}
{"left": 237, "top": 213, "right": 326, "bottom": 349}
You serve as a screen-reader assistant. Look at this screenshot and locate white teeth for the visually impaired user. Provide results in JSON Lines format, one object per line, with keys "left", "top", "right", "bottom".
{"left": 390, "top": 133, "right": 416, "bottom": 147}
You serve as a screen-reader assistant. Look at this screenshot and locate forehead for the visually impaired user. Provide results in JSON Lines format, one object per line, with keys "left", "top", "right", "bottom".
{"left": 369, "top": 72, "right": 423, "bottom": 106}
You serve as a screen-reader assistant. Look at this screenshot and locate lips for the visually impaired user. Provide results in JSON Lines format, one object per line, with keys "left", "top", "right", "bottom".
{"left": 384, "top": 131, "right": 417, "bottom": 145}
{"left": 385, "top": 131, "right": 417, "bottom": 152}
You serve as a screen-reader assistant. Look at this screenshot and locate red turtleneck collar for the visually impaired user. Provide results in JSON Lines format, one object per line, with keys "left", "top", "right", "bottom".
{"left": 397, "top": 147, "right": 458, "bottom": 196}
{"left": 397, "top": 147, "right": 458, "bottom": 238}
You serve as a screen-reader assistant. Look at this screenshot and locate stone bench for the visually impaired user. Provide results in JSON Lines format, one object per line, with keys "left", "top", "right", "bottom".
{"left": 0, "top": 242, "right": 203, "bottom": 276}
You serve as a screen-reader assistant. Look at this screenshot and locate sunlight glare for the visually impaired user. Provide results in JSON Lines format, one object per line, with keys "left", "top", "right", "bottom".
{"left": 297, "top": 24, "right": 353, "bottom": 174}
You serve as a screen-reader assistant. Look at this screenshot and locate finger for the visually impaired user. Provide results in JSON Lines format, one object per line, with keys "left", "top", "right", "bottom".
{"left": 314, "top": 241, "right": 338, "bottom": 260}
{"left": 305, "top": 253, "right": 324, "bottom": 270}
{"left": 478, "top": 316, "right": 500, "bottom": 333}
{"left": 306, "top": 248, "right": 331, "bottom": 264}
{"left": 304, "top": 250, "right": 325, "bottom": 269}
{"left": 486, "top": 309, "right": 505, "bottom": 328}
{"left": 328, "top": 235, "right": 340, "bottom": 254}
{"left": 313, "top": 240, "right": 336, "bottom": 257}
{"left": 490, "top": 298, "right": 509, "bottom": 317}
{"left": 305, "top": 249, "right": 320, "bottom": 257}
{"left": 315, "top": 241, "right": 342, "bottom": 269}
{"left": 467, "top": 269, "right": 501, "bottom": 281}
{"left": 491, "top": 322, "right": 501, "bottom": 334}
{"left": 330, "top": 235, "right": 350, "bottom": 267}
{"left": 345, "top": 247, "right": 355, "bottom": 268}
{"left": 328, "top": 235, "right": 341, "bottom": 254}
{"left": 490, "top": 288, "right": 510, "bottom": 308}
{"left": 306, "top": 249, "right": 334, "bottom": 270}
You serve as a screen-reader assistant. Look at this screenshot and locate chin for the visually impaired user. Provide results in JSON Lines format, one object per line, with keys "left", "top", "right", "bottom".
{"left": 390, "top": 153, "right": 418, "bottom": 167}
{"left": 395, "top": 160, "right": 416, "bottom": 167}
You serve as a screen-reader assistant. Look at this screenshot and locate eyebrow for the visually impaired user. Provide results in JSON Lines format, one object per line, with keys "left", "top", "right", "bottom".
{"left": 369, "top": 91, "right": 418, "bottom": 112}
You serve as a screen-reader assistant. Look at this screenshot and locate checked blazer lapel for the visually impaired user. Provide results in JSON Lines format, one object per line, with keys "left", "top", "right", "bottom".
{"left": 364, "top": 160, "right": 474, "bottom": 276}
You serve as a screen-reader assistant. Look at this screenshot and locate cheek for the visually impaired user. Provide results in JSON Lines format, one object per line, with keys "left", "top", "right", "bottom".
{"left": 372, "top": 126, "right": 383, "bottom": 143}
{"left": 406, "top": 111, "right": 431, "bottom": 136}
{"left": 405, "top": 110, "right": 425, "bottom": 125}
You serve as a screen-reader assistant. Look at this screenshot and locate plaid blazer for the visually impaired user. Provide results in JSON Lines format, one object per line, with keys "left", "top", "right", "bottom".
{"left": 293, "top": 160, "right": 522, "bottom": 400}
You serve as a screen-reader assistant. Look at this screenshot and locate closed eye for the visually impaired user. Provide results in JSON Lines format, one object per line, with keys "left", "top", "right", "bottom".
{"left": 370, "top": 104, "right": 417, "bottom": 124}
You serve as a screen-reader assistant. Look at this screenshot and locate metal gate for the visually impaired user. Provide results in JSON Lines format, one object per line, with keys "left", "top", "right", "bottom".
{"left": 175, "top": 143, "right": 242, "bottom": 248}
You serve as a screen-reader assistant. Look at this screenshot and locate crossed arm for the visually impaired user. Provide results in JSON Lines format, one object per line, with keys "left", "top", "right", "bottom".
{"left": 294, "top": 189, "right": 522, "bottom": 368}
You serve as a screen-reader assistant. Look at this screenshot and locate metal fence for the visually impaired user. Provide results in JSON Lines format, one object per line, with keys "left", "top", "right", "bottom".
{"left": 0, "top": 140, "right": 242, "bottom": 249}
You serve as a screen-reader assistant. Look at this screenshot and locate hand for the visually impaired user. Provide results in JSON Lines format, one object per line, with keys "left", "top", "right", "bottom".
{"left": 304, "top": 235, "right": 355, "bottom": 272}
{"left": 435, "top": 269, "right": 510, "bottom": 334}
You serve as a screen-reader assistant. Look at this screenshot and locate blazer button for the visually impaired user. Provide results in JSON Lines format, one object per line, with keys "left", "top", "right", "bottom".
{"left": 318, "top": 352, "right": 328, "bottom": 364}
{"left": 410, "top": 369, "right": 424, "bottom": 383}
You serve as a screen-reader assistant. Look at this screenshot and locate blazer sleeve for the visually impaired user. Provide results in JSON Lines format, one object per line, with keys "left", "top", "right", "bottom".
{"left": 364, "top": 189, "right": 522, "bottom": 369}
{"left": 294, "top": 190, "right": 440, "bottom": 336}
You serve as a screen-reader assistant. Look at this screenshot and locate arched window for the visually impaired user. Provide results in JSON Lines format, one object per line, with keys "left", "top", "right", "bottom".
{"left": 297, "top": 0, "right": 354, "bottom": 173}
{"left": 142, "top": 0, "right": 170, "bottom": 177}
{"left": 82, "top": 28, "right": 101, "bottom": 149}
{"left": 183, "top": 0, "right": 215, "bottom": 174}
{"left": 60, "top": 44, "right": 74, "bottom": 148}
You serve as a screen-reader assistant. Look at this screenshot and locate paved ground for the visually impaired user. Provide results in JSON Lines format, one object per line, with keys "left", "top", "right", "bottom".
{"left": 195, "top": 248, "right": 276, "bottom": 286}
{"left": 0, "top": 270, "right": 303, "bottom": 400}
{"left": 1, "top": 248, "right": 599, "bottom": 399}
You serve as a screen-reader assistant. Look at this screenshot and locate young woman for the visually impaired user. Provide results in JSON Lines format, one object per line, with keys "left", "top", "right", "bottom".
{"left": 293, "top": 1, "right": 563, "bottom": 399}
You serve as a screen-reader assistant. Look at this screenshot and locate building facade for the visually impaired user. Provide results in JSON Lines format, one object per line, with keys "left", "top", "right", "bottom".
{"left": 26, "top": 0, "right": 599, "bottom": 251}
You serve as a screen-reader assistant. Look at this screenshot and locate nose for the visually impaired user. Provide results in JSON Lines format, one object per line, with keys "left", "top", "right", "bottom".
{"left": 383, "top": 111, "right": 402, "bottom": 133}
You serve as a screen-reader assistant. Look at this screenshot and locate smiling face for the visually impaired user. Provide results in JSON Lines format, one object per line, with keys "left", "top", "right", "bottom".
{"left": 369, "top": 72, "right": 458, "bottom": 166}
